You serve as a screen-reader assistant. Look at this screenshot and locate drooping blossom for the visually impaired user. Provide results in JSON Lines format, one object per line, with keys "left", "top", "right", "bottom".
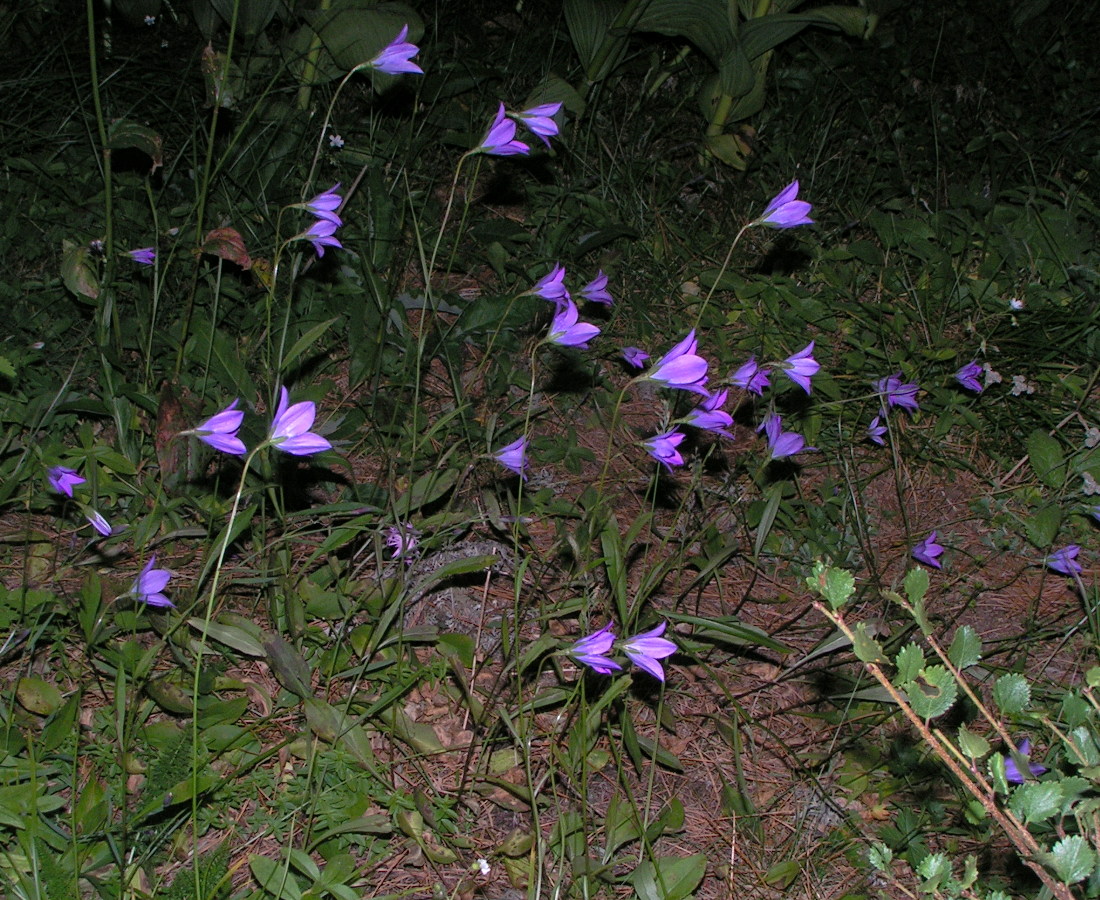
{"left": 546, "top": 300, "right": 599, "bottom": 348}
{"left": 731, "top": 357, "right": 770, "bottom": 396}
{"left": 578, "top": 270, "right": 612, "bottom": 306}
{"left": 512, "top": 102, "right": 562, "bottom": 147}
{"left": 874, "top": 373, "right": 920, "bottom": 412}
{"left": 131, "top": 555, "right": 173, "bottom": 608}
{"left": 622, "top": 347, "right": 649, "bottom": 369}
{"left": 190, "top": 399, "right": 246, "bottom": 456}
{"left": 569, "top": 624, "right": 621, "bottom": 674}
{"left": 304, "top": 184, "right": 342, "bottom": 224}
{"left": 48, "top": 465, "right": 85, "bottom": 498}
{"left": 912, "top": 531, "right": 944, "bottom": 569}
{"left": 366, "top": 25, "right": 423, "bottom": 75}
{"left": 754, "top": 180, "right": 814, "bottom": 229}
{"left": 1046, "top": 545, "right": 1082, "bottom": 576}
{"left": 782, "top": 341, "right": 820, "bottom": 394}
{"left": 385, "top": 522, "right": 420, "bottom": 560}
{"left": 302, "top": 217, "right": 342, "bottom": 257}
{"left": 1004, "top": 739, "right": 1047, "bottom": 784}
{"left": 645, "top": 330, "right": 708, "bottom": 395}
{"left": 867, "top": 414, "right": 887, "bottom": 446}
{"left": 684, "top": 390, "right": 734, "bottom": 439}
{"left": 955, "top": 361, "right": 984, "bottom": 392}
{"left": 759, "top": 414, "right": 807, "bottom": 461}
{"left": 269, "top": 387, "right": 332, "bottom": 456}
{"left": 474, "top": 103, "right": 530, "bottom": 157}
{"left": 621, "top": 622, "right": 677, "bottom": 681}
{"left": 128, "top": 247, "right": 156, "bottom": 265}
{"left": 494, "top": 435, "right": 528, "bottom": 480}
{"left": 644, "top": 431, "right": 686, "bottom": 471}
{"left": 86, "top": 510, "right": 113, "bottom": 537}
{"left": 529, "top": 264, "right": 568, "bottom": 304}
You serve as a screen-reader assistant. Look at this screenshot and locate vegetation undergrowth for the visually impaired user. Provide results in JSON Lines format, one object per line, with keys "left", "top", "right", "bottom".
{"left": 1, "top": 0, "right": 1099, "bottom": 898}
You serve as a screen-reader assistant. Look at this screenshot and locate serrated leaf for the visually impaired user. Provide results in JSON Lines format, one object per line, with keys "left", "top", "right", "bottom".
{"left": 948, "top": 625, "right": 982, "bottom": 669}
{"left": 1009, "top": 782, "right": 1062, "bottom": 824}
{"left": 868, "top": 843, "right": 893, "bottom": 871}
{"left": 1024, "top": 504, "right": 1062, "bottom": 549}
{"left": 805, "top": 560, "right": 855, "bottom": 609}
{"left": 957, "top": 726, "right": 990, "bottom": 761}
{"left": 1047, "top": 835, "right": 1097, "bottom": 884}
{"left": 1028, "top": 429, "right": 1066, "bottom": 488}
{"left": 852, "top": 622, "right": 886, "bottom": 663}
{"left": 992, "top": 673, "right": 1031, "bottom": 714}
{"left": 895, "top": 642, "right": 925, "bottom": 683}
{"left": 906, "top": 666, "right": 957, "bottom": 719}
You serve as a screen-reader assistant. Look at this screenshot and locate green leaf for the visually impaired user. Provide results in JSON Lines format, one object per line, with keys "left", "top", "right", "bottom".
{"left": 281, "top": 317, "right": 339, "bottom": 375}
{"left": 263, "top": 637, "right": 313, "bottom": 699}
{"left": 630, "top": 853, "right": 707, "bottom": 900}
{"left": 895, "top": 643, "right": 925, "bottom": 683}
{"left": 1024, "top": 503, "right": 1062, "bottom": 549}
{"left": 902, "top": 567, "right": 930, "bottom": 634}
{"left": 15, "top": 677, "right": 62, "bottom": 716}
{"left": 957, "top": 726, "right": 990, "bottom": 761}
{"left": 1047, "top": 835, "right": 1097, "bottom": 884}
{"left": 992, "top": 673, "right": 1031, "bottom": 714}
{"left": 948, "top": 625, "right": 982, "bottom": 669}
{"left": 250, "top": 854, "right": 303, "bottom": 900}
{"left": 805, "top": 560, "right": 855, "bottom": 610}
{"left": 762, "top": 859, "right": 800, "bottom": 888}
{"left": 0, "top": 355, "right": 14, "bottom": 379}
{"left": 851, "top": 622, "right": 886, "bottom": 663}
{"left": 906, "top": 666, "right": 957, "bottom": 719}
{"left": 868, "top": 843, "right": 893, "bottom": 871}
{"left": 394, "top": 467, "right": 460, "bottom": 515}
{"left": 189, "top": 618, "right": 265, "bottom": 657}
{"left": 1027, "top": 429, "right": 1066, "bottom": 488}
{"left": 1009, "top": 782, "right": 1062, "bottom": 824}
{"left": 61, "top": 240, "right": 100, "bottom": 301}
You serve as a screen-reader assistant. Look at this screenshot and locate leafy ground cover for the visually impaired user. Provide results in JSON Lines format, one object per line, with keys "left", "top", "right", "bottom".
{"left": 2, "top": 0, "right": 1100, "bottom": 898}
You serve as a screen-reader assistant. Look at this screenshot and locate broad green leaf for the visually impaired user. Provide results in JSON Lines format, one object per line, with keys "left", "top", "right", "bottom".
{"left": 631, "top": 853, "right": 707, "bottom": 900}
{"left": 1024, "top": 503, "right": 1062, "bottom": 549}
{"left": 631, "top": 0, "right": 734, "bottom": 67}
{"left": 281, "top": 317, "right": 339, "bottom": 375}
{"left": 105, "top": 118, "right": 163, "bottom": 172}
{"left": 250, "top": 855, "right": 303, "bottom": 900}
{"left": 189, "top": 618, "right": 265, "bottom": 657}
{"left": 61, "top": 240, "right": 100, "bottom": 301}
{"left": 763, "top": 859, "right": 800, "bottom": 888}
{"left": 916, "top": 852, "right": 950, "bottom": 889}
{"left": 868, "top": 843, "right": 893, "bottom": 871}
{"left": 957, "top": 726, "right": 990, "bottom": 761}
{"left": 15, "top": 677, "right": 62, "bottom": 716}
{"left": 895, "top": 642, "right": 925, "bottom": 683}
{"left": 805, "top": 560, "right": 855, "bottom": 609}
{"left": 564, "top": 0, "right": 628, "bottom": 82}
{"left": 1009, "top": 782, "right": 1062, "bottom": 824}
{"left": 992, "top": 673, "right": 1031, "bottom": 714}
{"left": 208, "top": 0, "right": 279, "bottom": 37}
{"left": 906, "top": 666, "right": 957, "bottom": 719}
{"left": 1047, "top": 835, "right": 1097, "bottom": 884}
{"left": 1027, "top": 429, "right": 1066, "bottom": 488}
{"left": 903, "top": 565, "right": 929, "bottom": 606}
{"left": 263, "top": 637, "right": 313, "bottom": 699}
{"left": 852, "top": 622, "right": 886, "bottom": 663}
{"left": 394, "top": 467, "right": 460, "bottom": 515}
{"left": 948, "top": 625, "right": 982, "bottom": 669}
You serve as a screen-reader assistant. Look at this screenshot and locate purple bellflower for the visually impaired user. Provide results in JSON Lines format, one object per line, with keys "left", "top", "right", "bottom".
{"left": 646, "top": 330, "right": 708, "bottom": 395}
{"left": 731, "top": 357, "right": 770, "bottom": 396}
{"left": 760, "top": 414, "right": 807, "bottom": 461}
{"left": 874, "top": 373, "right": 920, "bottom": 412}
{"left": 86, "top": 510, "right": 113, "bottom": 537}
{"left": 867, "top": 414, "right": 887, "bottom": 446}
{"left": 578, "top": 270, "right": 612, "bottom": 306}
{"left": 512, "top": 102, "right": 562, "bottom": 147}
{"left": 475, "top": 103, "right": 530, "bottom": 157}
{"left": 132, "top": 555, "right": 173, "bottom": 608}
{"left": 1004, "top": 739, "right": 1047, "bottom": 784}
{"left": 644, "top": 430, "right": 686, "bottom": 471}
{"left": 302, "top": 217, "right": 342, "bottom": 257}
{"left": 530, "top": 264, "right": 568, "bottom": 304}
{"left": 912, "top": 531, "right": 945, "bottom": 569}
{"left": 190, "top": 399, "right": 246, "bottom": 456}
{"left": 782, "top": 341, "right": 820, "bottom": 394}
{"left": 547, "top": 300, "right": 600, "bottom": 348}
{"left": 622, "top": 347, "right": 649, "bottom": 369}
{"left": 128, "top": 247, "right": 156, "bottom": 265}
{"left": 755, "top": 180, "right": 814, "bottom": 229}
{"left": 48, "top": 465, "right": 85, "bottom": 497}
{"left": 494, "top": 435, "right": 528, "bottom": 480}
{"left": 385, "top": 522, "right": 420, "bottom": 560}
{"left": 569, "top": 624, "right": 622, "bottom": 674}
{"left": 684, "top": 389, "right": 734, "bottom": 439}
{"left": 621, "top": 622, "right": 677, "bottom": 681}
{"left": 269, "top": 387, "right": 332, "bottom": 456}
{"left": 1046, "top": 545, "right": 1082, "bottom": 576}
{"left": 367, "top": 25, "right": 423, "bottom": 75}
{"left": 955, "top": 360, "right": 984, "bottom": 392}
{"left": 304, "top": 184, "right": 342, "bottom": 224}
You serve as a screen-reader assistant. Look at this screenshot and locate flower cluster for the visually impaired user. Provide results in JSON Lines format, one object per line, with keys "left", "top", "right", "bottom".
{"left": 47, "top": 465, "right": 116, "bottom": 539}
{"left": 568, "top": 622, "right": 678, "bottom": 681}
{"left": 474, "top": 101, "right": 564, "bottom": 157}
{"left": 299, "top": 184, "right": 343, "bottom": 257}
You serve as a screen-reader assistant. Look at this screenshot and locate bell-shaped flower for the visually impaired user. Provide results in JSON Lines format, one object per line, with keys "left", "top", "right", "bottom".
{"left": 731, "top": 356, "right": 770, "bottom": 396}
{"left": 474, "top": 103, "right": 530, "bottom": 157}
{"left": 85, "top": 509, "right": 114, "bottom": 537}
{"left": 494, "top": 435, "right": 528, "bottom": 480}
{"left": 912, "top": 531, "right": 944, "bottom": 569}
{"left": 759, "top": 414, "right": 807, "bottom": 461}
{"left": 512, "top": 102, "right": 562, "bottom": 147}
{"left": 131, "top": 555, "right": 173, "bottom": 608}
{"left": 955, "top": 360, "right": 983, "bottom": 392}
{"left": 644, "top": 430, "right": 686, "bottom": 471}
{"left": 303, "top": 184, "right": 342, "bottom": 225}
{"left": 269, "top": 387, "right": 332, "bottom": 456}
{"left": 386, "top": 522, "right": 420, "bottom": 560}
{"left": 1046, "top": 545, "right": 1082, "bottom": 576}
{"left": 754, "top": 180, "right": 814, "bottom": 229}
{"left": 127, "top": 247, "right": 156, "bottom": 265}
{"left": 48, "top": 465, "right": 85, "bottom": 497}
{"left": 301, "top": 217, "right": 342, "bottom": 257}
{"left": 683, "top": 390, "right": 733, "bottom": 439}
{"left": 529, "top": 264, "right": 568, "bottom": 304}
{"left": 367, "top": 25, "right": 423, "bottom": 75}
{"left": 546, "top": 300, "right": 599, "bottom": 348}
{"left": 1003, "top": 739, "right": 1047, "bottom": 784}
{"left": 645, "top": 330, "right": 708, "bottom": 395}
{"left": 867, "top": 414, "right": 887, "bottom": 446}
{"left": 569, "top": 624, "right": 621, "bottom": 674}
{"left": 622, "top": 347, "right": 649, "bottom": 369}
{"left": 621, "top": 623, "right": 677, "bottom": 681}
{"left": 578, "top": 270, "right": 613, "bottom": 306}
{"left": 782, "top": 341, "right": 820, "bottom": 394}
{"left": 874, "top": 373, "right": 920, "bottom": 412}
{"left": 189, "top": 399, "right": 246, "bottom": 456}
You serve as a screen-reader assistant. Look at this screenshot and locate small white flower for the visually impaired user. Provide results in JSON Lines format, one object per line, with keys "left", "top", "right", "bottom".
{"left": 329, "top": 133, "right": 345, "bottom": 149}
{"left": 1009, "top": 297, "right": 1025, "bottom": 310}
{"left": 1009, "top": 375, "right": 1035, "bottom": 397}
{"left": 1082, "top": 472, "right": 1100, "bottom": 496}
{"left": 1085, "top": 427, "right": 1100, "bottom": 449}
{"left": 982, "top": 363, "right": 1003, "bottom": 387}
{"left": 144, "top": 14, "right": 156, "bottom": 24}
{"left": 477, "top": 859, "right": 491, "bottom": 876}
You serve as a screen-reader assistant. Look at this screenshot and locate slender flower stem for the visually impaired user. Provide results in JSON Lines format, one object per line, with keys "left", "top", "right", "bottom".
{"left": 693, "top": 222, "right": 751, "bottom": 330}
